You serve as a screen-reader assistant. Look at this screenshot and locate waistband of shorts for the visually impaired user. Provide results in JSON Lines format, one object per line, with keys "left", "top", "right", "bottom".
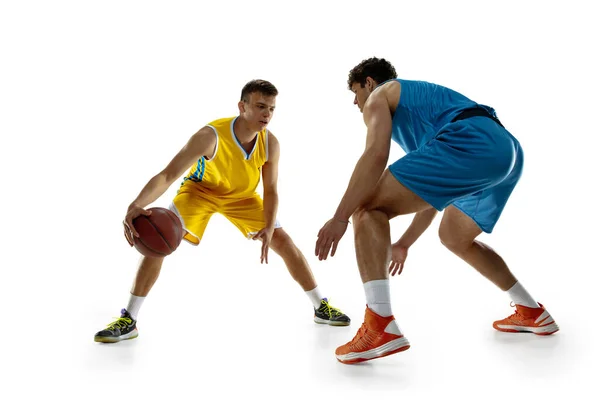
{"left": 451, "top": 107, "right": 504, "bottom": 128}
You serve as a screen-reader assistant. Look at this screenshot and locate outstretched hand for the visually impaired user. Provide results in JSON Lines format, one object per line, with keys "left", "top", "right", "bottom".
{"left": 389, "top": 243, "right": 408, "bottom": 276}
{"left": 252, "top": 227, "right": 275, "bottom": 264}
{"left": 315, "top": 218, "right": 349, "bottom": 261}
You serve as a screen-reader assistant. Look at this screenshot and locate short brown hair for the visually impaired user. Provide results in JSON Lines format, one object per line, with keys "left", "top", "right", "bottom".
{"left": 348, "top": 57, "right": 397, "bottom": 90}
{"left": 240, "top": 79, "right": 278, "bottom": 102}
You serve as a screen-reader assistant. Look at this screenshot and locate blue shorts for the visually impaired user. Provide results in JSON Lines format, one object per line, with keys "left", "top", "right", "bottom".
{"left": 389, "top": 116, "right": 523, "bottom": 233}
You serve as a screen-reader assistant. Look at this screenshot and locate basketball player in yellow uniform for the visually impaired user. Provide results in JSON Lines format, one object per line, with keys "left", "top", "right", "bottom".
{"left": 95, "top": 80, "right": 350, "bottom": 343}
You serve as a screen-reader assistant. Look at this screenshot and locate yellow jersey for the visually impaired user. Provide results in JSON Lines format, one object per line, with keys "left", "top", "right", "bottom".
{"left": 180, "top": 116, "right": 268, "bottom": 199}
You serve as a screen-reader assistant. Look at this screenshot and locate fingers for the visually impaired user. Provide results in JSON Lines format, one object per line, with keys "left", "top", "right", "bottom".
{"left": 318, "top": 238, "right": 334, "bottom": 261}
{"left": 315, "top": 237, "right": 324, "bottom": 260}
{"left": 316, "top": 235, "right": 337, "bottom": 260}
{"left": 123, "top": 206, "right": 151, "bottom": 247}
{"left": 389, "top": 261, "right": 405, "bottom": 276}
{"left": 123, "top": 221, "right": 134, "bottom": 246}
{"left": 315, "top": 235, "right": 323, "bottom": 257}
{"left": 389, "top": 261, "right": 398, "bottom": 276}
{"left": 315, "top": 227, "right": 331, "bottom": 260}
{"left": 330, "top": 239, "right": 339, "bottom": 257}
{"left": 125, "top": 217, "right": 140, "bottom": 238}
{"left": 251, "top": 230, "right": 270, "bottom": 263}
{"left": 315, "top": 222, "right": 343, "bottom": 260}
{"left": 389, "top": 260, "right": 405, "bottom": 276}
{"left": 315, "top": 223, "right": 331, "bottom": 257}
{"left": 252, "top": 229, "right": 266, "bottom": 241}
{"left": 123, "top": 228, "right": 133, "bottom": 247}
{"left": 261, "top": 241, "right": 269, "bottom": 264}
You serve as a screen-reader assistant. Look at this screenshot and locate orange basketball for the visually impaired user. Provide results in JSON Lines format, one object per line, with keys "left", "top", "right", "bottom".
{"left": 132, "top": 207, "right": 183, "bottom": 257}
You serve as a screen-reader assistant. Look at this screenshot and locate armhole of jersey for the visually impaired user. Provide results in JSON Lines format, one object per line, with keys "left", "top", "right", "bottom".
{"left": 395, "top": 79, "right": 403, "bottom": 111}
{"left": 265, "top": 130, "right": 270, "bottom": 162}
{"left": 206, "top": 125, "right": 219, "bottom": 162}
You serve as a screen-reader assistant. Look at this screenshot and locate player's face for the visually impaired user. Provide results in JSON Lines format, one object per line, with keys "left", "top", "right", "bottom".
{"left": 240, "top": 92, "right": 276, "bottom": 131}
{"left": 351, "top": 82, "right": 372, "bottom": 113}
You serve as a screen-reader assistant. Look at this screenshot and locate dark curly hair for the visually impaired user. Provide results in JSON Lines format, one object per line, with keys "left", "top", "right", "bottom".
{"left": 347, "top": 57, "right": 398, "bottom": 90}
{"left": 240, "top": 79, "right": 278, "bottom": 102}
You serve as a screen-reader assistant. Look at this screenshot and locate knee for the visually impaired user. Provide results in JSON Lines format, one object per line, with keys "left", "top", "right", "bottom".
{"left": 270, "top": 229, "right": 297, "bottom": 255}
{"left": 351, "top": 207, "right": 376, "bottom": 228}
{"left": 351, "top": 208, "right": 367, "bottom": 224}
{"left": 438, "top": 226, "right": 472, "bottom": 255}
{"left": 352, "top": 205, "right": 391, "bottom": 231}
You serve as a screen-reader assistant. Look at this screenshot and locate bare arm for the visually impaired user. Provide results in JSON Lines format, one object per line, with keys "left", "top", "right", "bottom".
{"left": 261, "top": 132, "right": 280, "bottom": 229}
{"left": 129, "top": 126, "right": 217, "bottom": 209}
{"left": 252, "top": 131, "right": 281, "bottom": 264}
{"left": 333, "top": 89, "right": 392, "bottom": 221}
{"left": 396, "top": 208, "right": 438, "bottom": 248}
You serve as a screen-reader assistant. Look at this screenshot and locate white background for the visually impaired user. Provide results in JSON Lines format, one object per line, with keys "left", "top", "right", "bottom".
{"left": 1, "top": 0, "right": 598, "bottom": 399}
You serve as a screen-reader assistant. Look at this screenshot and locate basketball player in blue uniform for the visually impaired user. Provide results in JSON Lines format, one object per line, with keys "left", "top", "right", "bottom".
{"left": 315, "top": 57, "right": 558, "bottom": 364}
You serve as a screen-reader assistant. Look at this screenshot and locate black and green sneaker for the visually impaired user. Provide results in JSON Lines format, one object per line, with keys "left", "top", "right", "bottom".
{"left": 314, "top": 298, "right": 351, "bottom": 326}
{"left": 94, "top": 309, "right": 139, "bottom": 343}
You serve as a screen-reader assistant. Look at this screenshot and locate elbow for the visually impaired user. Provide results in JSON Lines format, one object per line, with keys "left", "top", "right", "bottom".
{"left": 263, "top": 186, "right": 279, "bottom": 200}
{"left": 263, "top": 189, "right": 278, "bottom": 198}
{"left": 159, "top": 171, "right": 179, "bottom": 185}
{"left": 375, "top": 152, "right": 389, "bottom": 165}
{"left": 366, "top": 150, "right": 389, "bottom": 169}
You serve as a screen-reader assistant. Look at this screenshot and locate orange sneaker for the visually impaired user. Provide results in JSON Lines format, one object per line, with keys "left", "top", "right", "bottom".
{"left": 335, "top": 307, "right": 410, "bottom": 364}
{"left": 493, "top": 303, "right": 559, "bottom": 335}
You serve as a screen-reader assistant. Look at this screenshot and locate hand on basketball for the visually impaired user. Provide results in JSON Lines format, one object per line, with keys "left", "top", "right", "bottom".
{"left": 315, "top": 218, "right": 349, "bottom": 261}
{"left": 123, "top": 204, "right": 152, "bottom": 246}
{"left": 389, "top": 243, "right": 408, "bottom": 276}
{"left": 252, "top": 226, "right": 275, "bottom": 264}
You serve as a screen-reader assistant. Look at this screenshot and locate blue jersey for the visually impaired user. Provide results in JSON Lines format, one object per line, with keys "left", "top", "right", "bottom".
{"left": 384, "top": 78, "right": 522, "bottom": 234}
{"left": 390, "top": 79, "right": 490, "bottom": 153}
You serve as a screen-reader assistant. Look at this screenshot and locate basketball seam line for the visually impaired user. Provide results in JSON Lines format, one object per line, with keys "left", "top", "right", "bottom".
{"left": 163, "top": 209, "right": 183, "bottom": 243}
{"left": 145, "top": 214, "right": 174, "bottom": 253}
{"left": 137, "top": 236, "right": 169, "bottom": 256}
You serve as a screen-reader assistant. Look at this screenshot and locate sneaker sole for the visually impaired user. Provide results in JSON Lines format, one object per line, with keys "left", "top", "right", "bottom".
{"left": 494, "top": 322, "right": 559, "bottom": 336}
{"left": 336, "top": 337, "right": 410, "bottom": 364}
{"left": 94, "top": 330, "right": 139, "bottom": 343}
{"left": 314, "top": 316, "right": 350, "bottom": 326}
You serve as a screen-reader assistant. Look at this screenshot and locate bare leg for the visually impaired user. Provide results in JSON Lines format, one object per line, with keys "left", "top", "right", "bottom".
{"left": 130, "top": 255, "right": 165, "bottom": 297}
{"left": 352, "top": 209, "right": 392, "bottom": 282}
{"left": 334, "top": 171, "right": 430, "bottom": 362}
{"left": 269, "top": 228, "right": 317, "bottom": 291}
{"left": 354, "top": 171, "right": 432, "bottom": 283}
{"left": 270, "top": 228, "right": 350, "bottom": 325}
{"left": 94, "top": 254, "right": 164, "bottom": 342}
{"left": 439, "top": 206, "right": 517, "bottom": 291}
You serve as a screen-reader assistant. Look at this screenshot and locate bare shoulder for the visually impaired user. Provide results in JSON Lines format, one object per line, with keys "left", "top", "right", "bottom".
{"left": 364, "top": 81, "right": 397, "bottom": 115}
{"left": 378, "top": 80, "right": 401, "bottom": 113}
{"left": 160, "top": 125, "right": 218, "bottom": 180}
{"left": 187, "top": 125, "right": 217, "bottom": 158}
{"left": 382, "top": 79, "right": 400, "bottom": 98}
{"left": 266, "top": 130, "right": 280, "bottom": 161}
{"left": 267, "top": 130, "right": 280, "bottom": 148}
{"left": 194, "top": 125, "right": 218, "bottom": 141}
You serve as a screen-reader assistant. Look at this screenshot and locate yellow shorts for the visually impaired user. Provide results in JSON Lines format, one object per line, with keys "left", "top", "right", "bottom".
{"left": 168, "top": 187, "right": 281, "bottom": 245}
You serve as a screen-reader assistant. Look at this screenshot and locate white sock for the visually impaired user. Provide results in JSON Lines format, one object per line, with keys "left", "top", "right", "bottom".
{"left": 364, "top": 279, "right": 393, "bottom": 317}
{"left": 126, "top": 294, "right": 146, "bottom": 320}
{"left": 506, "top": 281, "right": 539, "bottom": 308}
{"left": 305, "top": 286, "right": 324, "bottom": 309}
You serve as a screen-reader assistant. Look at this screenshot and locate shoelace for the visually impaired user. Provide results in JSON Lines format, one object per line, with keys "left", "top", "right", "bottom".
{"left": 106, "top": 317, "right": 133, "bottom": 330}
{"left": 349, "top": 323, "right": 369, "bottom": 345}
{"left": 320, "top": 300, "right": 343, "bottom": 318}
{"left": 507, "top": 302, "right": 525, "bottom": 321}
